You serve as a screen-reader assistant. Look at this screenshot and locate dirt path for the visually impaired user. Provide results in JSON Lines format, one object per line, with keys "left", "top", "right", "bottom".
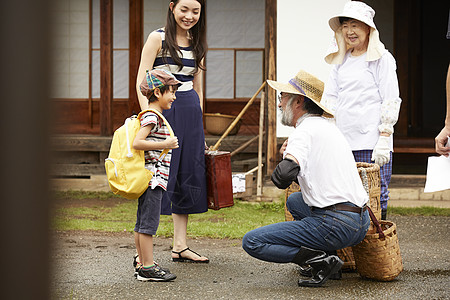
{"left": 50, "top": 215, "right": 450, "bottom": 299}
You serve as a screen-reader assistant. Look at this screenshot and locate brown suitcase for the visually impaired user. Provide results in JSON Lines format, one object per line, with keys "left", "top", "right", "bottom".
{"left": 205, "top": 150, "right": 234, "bottom": 210}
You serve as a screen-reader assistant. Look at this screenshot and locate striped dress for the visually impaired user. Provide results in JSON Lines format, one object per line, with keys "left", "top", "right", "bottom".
{"left": 153, "top": 28, "right": 195, "bottom": 90}
{"left": 152, "top": 28, "right": 208, "bottom": 215}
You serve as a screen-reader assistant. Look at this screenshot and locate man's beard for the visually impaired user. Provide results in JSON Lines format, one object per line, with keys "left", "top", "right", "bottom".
{"left": 280, "top": 96, "right": 295, "bottom": 126}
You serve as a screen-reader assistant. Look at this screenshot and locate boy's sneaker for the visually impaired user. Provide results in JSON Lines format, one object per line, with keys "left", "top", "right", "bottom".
{"left": 133, "top": 255, "right": 141, "bottom": 277}
{"left": 134, "top": 264, "right": 141, "bottom": 278}
{"left": 153, "top": 261, "right": 170, "bottom": 273}
{"left": 133, "top": 254, "right": 170, "bottom": 277}
{"left": 137, "top": 265, "right": 176, "bottom": 282}
{"left": 133, "top": 254, "right": 139, "bottom": 268}
{"left": 135, "top": 263, "right": 170, "bottom": 277}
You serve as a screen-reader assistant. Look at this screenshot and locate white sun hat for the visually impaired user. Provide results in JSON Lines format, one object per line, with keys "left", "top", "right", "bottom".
{"left": 325, "top": 1, "right": 386, "bottom": 65}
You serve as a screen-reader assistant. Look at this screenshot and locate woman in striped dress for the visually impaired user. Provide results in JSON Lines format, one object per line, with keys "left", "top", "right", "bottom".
{"left": 135, "top": 0, "right": 209, "bottom": 263}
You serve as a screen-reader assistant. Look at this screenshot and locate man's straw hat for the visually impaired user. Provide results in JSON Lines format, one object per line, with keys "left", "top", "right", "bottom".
{"left": 267, "top": 70, "right": 334, "bottom": 118}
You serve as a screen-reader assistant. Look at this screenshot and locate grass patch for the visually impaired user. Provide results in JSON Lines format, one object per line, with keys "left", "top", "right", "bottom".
{"left": 52, "top": 200, "right": 138, "bottom": 231}
{"left": 160, "top": 201, "right": 285, "bottom": 239}
{"left": 51, "top": 191, "right": 450, "bottom": 238}
{"left": 51, "top": 193, "right": 285, "bottom": 238}
{"left": 52, "top": 190, "right": 122, "bottom": 200}
{"left": 389, "top": 206, "right": 450, "bottom": 216}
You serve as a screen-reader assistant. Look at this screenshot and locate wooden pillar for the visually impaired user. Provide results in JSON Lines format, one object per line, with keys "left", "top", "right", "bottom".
{"left": 394, "top": 0, "right": 421, "bottom": 137}
{"left": 265, "top": 0, "right": 277, "bottom": 175}
{"left": 100, "top": 0, "right": 113, "bottom": 136}
{"left": 394, "top": 0, "right": 411, "bottom": 137}
{"left": 1, "top": 1, "right": 50, "bottom": 298}
{"left": 129, "top": 0, "right": 143, "bottom": 115}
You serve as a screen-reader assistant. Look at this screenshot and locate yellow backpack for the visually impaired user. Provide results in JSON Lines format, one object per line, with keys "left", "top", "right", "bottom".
{"left": 104, "top": 109, "right": 174, "bottom": 200}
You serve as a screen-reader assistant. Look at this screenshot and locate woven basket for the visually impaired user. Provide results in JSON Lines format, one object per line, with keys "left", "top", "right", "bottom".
{"left": 356, "top": 162, "right": 381, "bottom": 221}
{"left": 352, "top": 219, "right": 403, "bottom": 281}
{"left": 284, "top": 182, "right": 300, "bottom": 222}
{"left": 336, "top": 247, "right": 356, "bottom": 271}
{"left": 204, "top": 113, "right": 241, "bottom": 136}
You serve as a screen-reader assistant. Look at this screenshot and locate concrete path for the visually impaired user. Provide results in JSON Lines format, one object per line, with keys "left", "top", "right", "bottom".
{"left": 51, "top": 215, "right": 449, "bottom": 299}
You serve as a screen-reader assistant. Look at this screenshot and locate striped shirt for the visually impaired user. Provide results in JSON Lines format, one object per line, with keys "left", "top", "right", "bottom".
{"left": 140, "top": 111, "right": 172, "bottom": 191}
{"left": 153, "top": 28, "right": 196, "bottom": 86}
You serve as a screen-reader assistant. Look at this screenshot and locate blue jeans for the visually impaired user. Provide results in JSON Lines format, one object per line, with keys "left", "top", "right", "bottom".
{"left": 242, "top": 192, "right": 370, "bottom": 263}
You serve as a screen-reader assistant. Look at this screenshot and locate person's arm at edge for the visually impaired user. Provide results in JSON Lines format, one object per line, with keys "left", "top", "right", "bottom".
{"left": 435, "top": 63, "right": 450, "bottom": 156}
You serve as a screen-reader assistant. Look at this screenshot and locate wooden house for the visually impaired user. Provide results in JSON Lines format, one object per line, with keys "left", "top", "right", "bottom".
{"left": 50, "top": 0, "right": 450, "bottom": 179}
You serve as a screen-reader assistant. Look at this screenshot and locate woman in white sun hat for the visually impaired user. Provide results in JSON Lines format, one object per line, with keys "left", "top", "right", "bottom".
{"left": 322, "top": 1, "right": 402, "bottom": 220}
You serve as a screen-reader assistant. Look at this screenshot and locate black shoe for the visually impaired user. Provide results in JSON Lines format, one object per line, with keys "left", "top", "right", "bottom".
{"left": 292, "top": 246, "right": 327, "bottom": 266}
{"left": 133, "top": 254, "right": 170, "bottom": 277}
{"left": 292, "top": 246, "right": 343, "bottom": 287}
{"left": 134, "top": 265, "right": 141, "bottom": 278}
{"left": 299, "top": 265, "right": 342, "bottom": 280}
{"left": 133, "top": 254, "right": 139, "bottom": 268}
{"left": 133, "top": 254, "right": 140, "bottom": 277}
{"left": 298, "top": 255, "right": 343, "bottom": 287}
{"left": 137, "top": 265, "right": 176, "bottom": 282}
{"left": 299, "top": 265, "right": 312, "bottom": 277}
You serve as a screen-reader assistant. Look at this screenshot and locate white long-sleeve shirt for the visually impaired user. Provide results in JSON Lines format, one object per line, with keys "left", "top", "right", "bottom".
{"left": 322, "top": 50, "right": 402, "bottom": 151}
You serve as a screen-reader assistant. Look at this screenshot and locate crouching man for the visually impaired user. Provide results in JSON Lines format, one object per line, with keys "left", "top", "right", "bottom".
{"left": 242, "top": 70, "right": 370, "bottom": 287}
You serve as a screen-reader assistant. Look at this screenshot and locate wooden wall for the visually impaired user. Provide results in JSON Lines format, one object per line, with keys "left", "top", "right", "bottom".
{"left": 53, "top": 0, "right": 277, "bottom": 140}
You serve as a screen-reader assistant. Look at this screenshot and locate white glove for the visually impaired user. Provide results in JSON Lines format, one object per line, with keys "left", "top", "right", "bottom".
{"left": 371, "top": 136, "right": 391, "bottom": 167}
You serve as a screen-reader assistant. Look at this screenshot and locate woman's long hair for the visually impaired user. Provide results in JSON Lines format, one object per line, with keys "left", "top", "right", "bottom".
{"left": 163, "top": 0, "right": 207, "bottom": 73}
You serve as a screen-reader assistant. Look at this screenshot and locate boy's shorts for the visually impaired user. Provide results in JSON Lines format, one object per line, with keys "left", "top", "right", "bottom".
{"left": 134, "top": 187, "right": 163, "bottom": 235}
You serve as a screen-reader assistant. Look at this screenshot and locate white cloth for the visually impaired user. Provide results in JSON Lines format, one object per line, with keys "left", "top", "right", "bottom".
{"left": 325, "top": 2, "right": 386, "bottom": 65}
{"left": 284, "top": 116, "right": 368, "bottom": 208}
{"left": 322, "top": 51, "right": 401, "bottom": 151}
{"left": 325, "top": 27, "right": 386, "bottom": 65}
{"left": 232, "top": 173, "right": 246, "bottom": 193}
{"left": 424, "top": 140, "right": 450, "bottom": 193}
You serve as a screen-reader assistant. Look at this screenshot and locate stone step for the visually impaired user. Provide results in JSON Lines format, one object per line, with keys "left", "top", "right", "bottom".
{"left": 390, "top": 174, "right": 426, "bottom": 187}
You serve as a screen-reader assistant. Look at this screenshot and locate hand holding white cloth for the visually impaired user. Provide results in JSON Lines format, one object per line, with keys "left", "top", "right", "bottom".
{"left": 424, "top": 140, "right": 450, "bottom": 192}
{"left": 371, "top": 136, "right": 390, "bottom": 166}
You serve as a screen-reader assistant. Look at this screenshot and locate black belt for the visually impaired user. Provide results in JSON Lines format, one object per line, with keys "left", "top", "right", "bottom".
{"left": 313, "top": 203, "right": 367, "bottom": 213}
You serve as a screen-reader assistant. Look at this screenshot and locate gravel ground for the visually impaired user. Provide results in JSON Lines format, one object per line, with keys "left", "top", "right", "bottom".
{"left": 50, "top": 216, "right": 450, "bottom": 300}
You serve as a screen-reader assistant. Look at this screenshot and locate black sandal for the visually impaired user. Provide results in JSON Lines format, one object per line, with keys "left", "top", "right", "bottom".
{"left": 172, "top": 247, "right": 209, "bottom": 263}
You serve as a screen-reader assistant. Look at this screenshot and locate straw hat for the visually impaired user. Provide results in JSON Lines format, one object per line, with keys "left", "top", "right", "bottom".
{"left": 325, "top": 1, "right": 386, "bottom": 64}
{"left": 267, "top": 70, "right": 334, "bottom": 118}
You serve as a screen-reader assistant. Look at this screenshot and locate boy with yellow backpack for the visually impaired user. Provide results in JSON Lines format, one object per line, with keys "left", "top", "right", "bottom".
{"left": 106, "top": 69, "right": 180, "bottom": 281}
{"left": 134, "top": 69, "right": 181, "bottom": 281}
